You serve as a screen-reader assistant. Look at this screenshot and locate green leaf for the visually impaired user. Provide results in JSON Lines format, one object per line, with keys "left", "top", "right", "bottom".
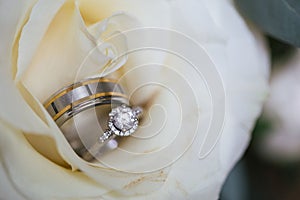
{"left": 235, "top": 0, "right": 300, "bottom": 47}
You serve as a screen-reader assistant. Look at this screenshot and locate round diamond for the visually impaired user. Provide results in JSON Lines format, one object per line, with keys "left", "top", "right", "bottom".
{"left": 114, "top": 111, "right": 134, "bottom": 130}
{"left": 108, "top": 105, "right": 139, "bottom": 136}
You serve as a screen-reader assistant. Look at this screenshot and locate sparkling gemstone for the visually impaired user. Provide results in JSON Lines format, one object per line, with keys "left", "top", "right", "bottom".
{"left": 108, "top": 104, "right": 140, "bottom": 136}
{"left": 99, "top": 130, "right": 112, "bottom": 142}
{"left": 112, "top": 107, "right": 135, "bottom": 131}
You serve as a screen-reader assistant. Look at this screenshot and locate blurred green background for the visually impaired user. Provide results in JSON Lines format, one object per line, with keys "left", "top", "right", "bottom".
{"left": 221, "top": 120, "right": 300, "bottom": 200}
{"left": 220, "top": 37, "right": 299, "bottom": 200}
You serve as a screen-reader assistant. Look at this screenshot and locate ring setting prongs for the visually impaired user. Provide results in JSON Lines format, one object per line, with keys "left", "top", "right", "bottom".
{"left": 99, "top": 104, "right": 143, "bottom": 142}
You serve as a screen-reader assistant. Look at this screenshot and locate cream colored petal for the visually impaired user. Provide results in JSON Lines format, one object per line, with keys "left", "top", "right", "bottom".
{"left": 59, "top": 0, "right": 268, "bottom": 198}
{"left": 15, "top": 0, "right": 171, "bottom": 196}
{"left": 75, "top": 0, "right": 269, "bottom": 199}
{"left": 52, "top": 109, "right": 170, "bottom": 195}
{"left": 0, "top": 161, "right": 25, "bottom": 200}
{"left": 78, "top": 0, "right": 171, "bottom": 27}
{"left": 157, "top": 0, "right": 269, "bottom": 198}
{"left": 203, "top": 0, "right": 269, "bottom": 169}
{"left": 8, "top": 0, "right": 132, "bottom": 166}
{"left": 2, "top": 0, "right": 269, "bottom": 199}
{"left": 0, "top": 121, "right": 109, "bottom": 200}
{"left": 0, "top": 0, "right": 52, "bottom": 134}
{"left": 15, "top": 80, "right": 159, "bottom": 178}
{"left": 16, "top": 0, "right": 65, "bottom": 81}
{"left": 83, "top": 12, "right": 136, "bottom": 77}
{"left": 20, "top": 0, "right": 127, "bottom": 102}
{"left": 28, "top": 102, "right": 167, "bottom": 196}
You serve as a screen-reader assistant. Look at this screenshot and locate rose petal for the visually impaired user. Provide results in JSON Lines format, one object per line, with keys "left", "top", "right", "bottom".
{"left": 160, "top": 0, "right": 269, "bottom": 197}
{"left": 61, "top": 0, "right": 268, "bottom": 198}
{"left": 0, "top": 0, "right": 52, "bottom": 134}
{"left": 78, "top": 0, "right": 171, "bottom": 27}
{"left": 0, "top": 121, "right": 109, "bottom": 200}
{"left": 1, "top": 0, "right": 270, "bottom": 199}
{"left": 14, "top": 0, "right": 172, "bottom": 196}
{"left": 203, "top": 0, "right": 269, "bottom": 166}
{"left": 75, "top": 0, "right": 269, "bottom": 198}
{"left": 16, "top": 0, "right": 65, "bottom": 81}
{"left": 20, "top": 0, "right": 128, "bottom": 102}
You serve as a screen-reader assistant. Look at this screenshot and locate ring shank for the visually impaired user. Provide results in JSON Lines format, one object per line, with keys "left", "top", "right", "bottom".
{"left": 44, "top": 78, "right": 128, "bottom": 123}
{"left": 60, "top": 104, "right": 119, "bottom": 161}
{"left": 44, "top": 78, "right": 128, "bottom": 161}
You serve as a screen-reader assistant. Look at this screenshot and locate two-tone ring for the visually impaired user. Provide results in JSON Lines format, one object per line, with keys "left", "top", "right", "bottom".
{"left": 44, "top": 77, "right": 142, "bottom": 160}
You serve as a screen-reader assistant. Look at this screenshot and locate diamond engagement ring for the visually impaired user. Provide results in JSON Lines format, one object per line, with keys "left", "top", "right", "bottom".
{"left": 99, "top": 104, "right": 143, "bottom": 142}
{"left": 44, "top": 77, "right": 142, "bottom": 161}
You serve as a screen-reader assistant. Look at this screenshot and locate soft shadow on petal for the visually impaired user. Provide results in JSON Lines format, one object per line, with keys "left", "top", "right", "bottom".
{"left": 17, "top": 0, "right": 129, "bottom": 164}
{"left": 93, "top": 27, "right": 213, "bottom": 174}
{"left": 0, "top": 161, "right": 25, "bottom": 200}
{"left": 203, "top": 0, "right": 269, "bottom": 170}
{"left": 78, "top": 0, "right": 171, "bottom": 27}
{"left": 16, "top": 0, "right": 65, "bottom": 81}
{"left": 20, "top": 0, "right": 126, "bottom": 102}
{"left": 60, "top": 0, "right": 268, "bottom": 198}
{"left": 3, "top": 0, "right": 269, "bottom": 199}
{"left": 0, "top": 0, "right": 52, "bottom": 134}
{"left": 20, "top": 0, "right": 104, "bottom": 102}
{"left": 16, "top": 1, "right": 172, "bottom": 196}
{"left": 0, "top": 121, "right": 109, "bottom": 200}
{"left": 107, "top": 0, "right": 269, "bottom": 198}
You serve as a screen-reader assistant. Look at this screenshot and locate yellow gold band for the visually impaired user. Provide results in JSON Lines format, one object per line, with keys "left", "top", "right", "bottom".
{"left": 44, "top": 78, "right": 119, "bottom": 108}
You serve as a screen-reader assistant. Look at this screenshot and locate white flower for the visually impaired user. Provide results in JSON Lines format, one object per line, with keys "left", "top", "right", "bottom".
{"left": 0, "top": 0, "right": 269, "bottom": 199}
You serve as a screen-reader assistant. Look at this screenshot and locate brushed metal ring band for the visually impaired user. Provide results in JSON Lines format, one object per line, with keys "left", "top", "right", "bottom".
{"left": 55, "top": 96, "right": 128, "bottom": 127}
{"left": 43, "top": 78, "right": 129, "bottom": 161}
{"left": 44, "top": 78, "right": 129, "bottom": 125}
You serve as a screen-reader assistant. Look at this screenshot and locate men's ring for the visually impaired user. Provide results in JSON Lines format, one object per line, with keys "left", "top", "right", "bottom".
{"left": 44, "top": 78, "right": 128, "bottom": 126}
{"left": 43, "top": 77, "right": 143, "bottom": 160}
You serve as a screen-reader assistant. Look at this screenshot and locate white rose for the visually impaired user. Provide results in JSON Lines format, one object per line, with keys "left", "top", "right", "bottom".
{"left": 0, "top": 0, "right": 269, "bottom": 199}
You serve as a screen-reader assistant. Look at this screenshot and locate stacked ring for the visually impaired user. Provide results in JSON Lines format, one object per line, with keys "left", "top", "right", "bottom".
{"left": 44, "top": 77, "right": 142, "bottom": 161}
